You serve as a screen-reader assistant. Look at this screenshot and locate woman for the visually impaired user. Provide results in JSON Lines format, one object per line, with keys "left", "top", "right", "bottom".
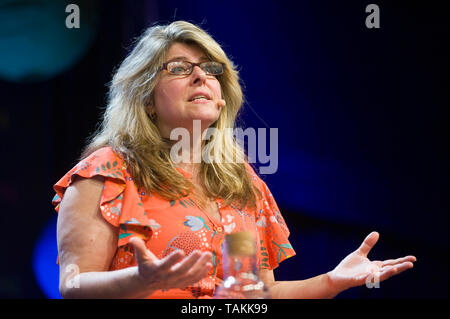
{"left": 53, "top": 21, "right": 416, "bottom": 299}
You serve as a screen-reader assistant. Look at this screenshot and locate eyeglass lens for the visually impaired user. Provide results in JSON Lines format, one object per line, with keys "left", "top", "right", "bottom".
{"left": 167, "top": 61, "right": 223, "bottom": 75}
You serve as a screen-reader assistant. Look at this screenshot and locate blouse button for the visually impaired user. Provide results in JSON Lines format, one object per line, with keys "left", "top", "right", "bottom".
{"left": 216, "top": 226, "right": 223, "bottom": 232}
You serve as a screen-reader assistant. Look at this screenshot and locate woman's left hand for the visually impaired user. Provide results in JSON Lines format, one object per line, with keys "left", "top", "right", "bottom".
{"left": 327, "top": 231, "right": 416, "bottom": 293}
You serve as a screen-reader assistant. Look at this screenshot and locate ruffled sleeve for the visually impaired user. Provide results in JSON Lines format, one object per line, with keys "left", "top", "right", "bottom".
{"left": 52, "top": 146, "right": 153, "bottom": 248}
{"left": 245, "top": 163, "right": 296, "bottom": 270}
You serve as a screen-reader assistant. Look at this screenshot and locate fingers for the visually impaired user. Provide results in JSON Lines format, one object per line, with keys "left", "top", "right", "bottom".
{"left": 357, "top": 231, "right": 379, "bottom": 257}
{"left": 130, "top": 239, "right": 213, "bottom": 290}
{"left": 382, "top": 255, "right": 417, "bottom": 266}
{"left": 129, "top": 237, "right": 157, "bottom": 264}
{"left": 148, "top": 249, "right": 211, "bottom": 288}
{"left": 186, "top": 251, "right": 212, "bottom": 278}
{"left": 157, "top": 249, "right": 186, "bottom": 272}
{"left": 171, "top": 250, "right": 212, "bottom": 287}
{"left": 379, "top": 261, "right": 414, "bottom": 282}
{"left": 358, "top": 260, "right": 415, "bottom": 288}
{"left": 170, "top": 250, "right": 203, "bottom": 274}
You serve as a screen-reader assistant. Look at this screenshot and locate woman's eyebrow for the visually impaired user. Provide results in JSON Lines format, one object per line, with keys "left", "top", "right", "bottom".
{"left": 166, "top": 56, "right": 210, "bottom": 63}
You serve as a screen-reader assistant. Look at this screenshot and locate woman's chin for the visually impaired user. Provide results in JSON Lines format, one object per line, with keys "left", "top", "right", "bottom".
{"left": 188, "top": 111, "right": 220, "bottom": 125}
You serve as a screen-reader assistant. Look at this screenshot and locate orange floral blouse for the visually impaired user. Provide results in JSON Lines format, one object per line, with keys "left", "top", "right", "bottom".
{"left": 52, "top": 146, "right": 296, "bottom": 298}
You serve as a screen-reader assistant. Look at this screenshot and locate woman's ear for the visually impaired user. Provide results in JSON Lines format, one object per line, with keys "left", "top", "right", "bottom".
{"left": 146, "top": 103, "right": 157, "bottom": 120}
{"left": 149, "top": 110, "right": 157, "bottom": 120}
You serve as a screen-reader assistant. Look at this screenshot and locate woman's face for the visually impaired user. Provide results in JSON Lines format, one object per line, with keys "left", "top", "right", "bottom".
{"left": 152, "top": 42, "right": 223, "bottom": 138}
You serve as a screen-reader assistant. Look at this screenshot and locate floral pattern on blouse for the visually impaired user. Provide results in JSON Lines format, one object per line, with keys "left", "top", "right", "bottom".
{"left": 53, "top": 146, "right": 296, "bottom": 299}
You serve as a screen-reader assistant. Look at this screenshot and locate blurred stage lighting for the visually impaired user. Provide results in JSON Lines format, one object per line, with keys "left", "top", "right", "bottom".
{"left": 32, "top": 215, "right": 61, "bottom": 299}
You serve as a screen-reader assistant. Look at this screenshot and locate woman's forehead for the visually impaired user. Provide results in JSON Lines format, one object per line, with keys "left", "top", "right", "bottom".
{"left": 166, "top": 42, "right": 209, "bottom": 62}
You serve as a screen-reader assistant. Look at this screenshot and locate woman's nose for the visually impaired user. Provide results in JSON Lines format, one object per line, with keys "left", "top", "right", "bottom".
{"left": 190, "top": 65, "right": 207, "bottom": 85}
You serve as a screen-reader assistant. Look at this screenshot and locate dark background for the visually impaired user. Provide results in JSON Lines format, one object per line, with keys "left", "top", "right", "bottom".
{"left": 0, "top": 0, "right": 447, "bottom": 298}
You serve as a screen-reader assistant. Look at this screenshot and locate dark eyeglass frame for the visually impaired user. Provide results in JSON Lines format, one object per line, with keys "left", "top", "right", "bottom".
{"left": 159, "top": 60, "right": 226, "bottom": 76}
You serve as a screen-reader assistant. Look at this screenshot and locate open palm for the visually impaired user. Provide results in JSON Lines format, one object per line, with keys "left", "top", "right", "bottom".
{"left": 327, "top": 232, "right": 416, "bottom": 292}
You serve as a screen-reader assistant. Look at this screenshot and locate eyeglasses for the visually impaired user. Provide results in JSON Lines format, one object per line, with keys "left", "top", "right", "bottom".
{"left": 160, "top": 61, "right": 225, "bottom": 76}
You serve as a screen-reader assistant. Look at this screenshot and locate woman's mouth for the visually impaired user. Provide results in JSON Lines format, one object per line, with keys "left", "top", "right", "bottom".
{"left": 189, "top": 95, "right": 212, "bottom": 104}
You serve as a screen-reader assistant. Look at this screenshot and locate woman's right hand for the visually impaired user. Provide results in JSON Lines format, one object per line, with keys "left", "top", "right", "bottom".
{"left": 129, "top": 237, "right": 212, "bottom": 291}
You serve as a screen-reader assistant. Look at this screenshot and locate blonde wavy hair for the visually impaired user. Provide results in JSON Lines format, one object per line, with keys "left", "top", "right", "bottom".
{"left": 82, "top": 20, "right": 261, "bottom": 209}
